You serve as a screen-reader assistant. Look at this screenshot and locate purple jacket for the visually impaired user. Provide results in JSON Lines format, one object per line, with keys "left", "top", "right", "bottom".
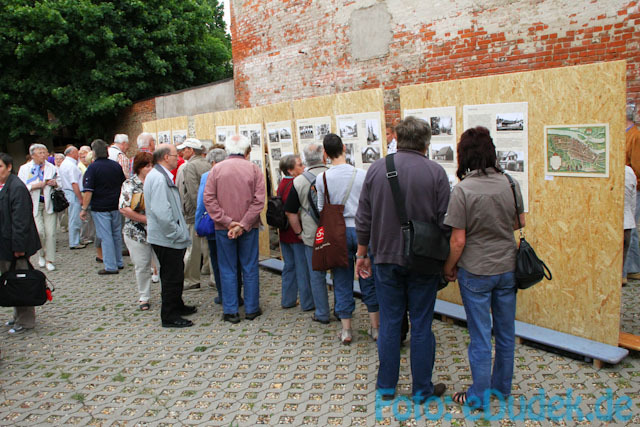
{"left": 355, "top": 149, "right": 451, "bottom": 266}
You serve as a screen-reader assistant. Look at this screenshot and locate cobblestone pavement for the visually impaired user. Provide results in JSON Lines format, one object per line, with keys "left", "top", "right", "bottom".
{"left": 1, "top": 232, "right": 639, "bottom": 426}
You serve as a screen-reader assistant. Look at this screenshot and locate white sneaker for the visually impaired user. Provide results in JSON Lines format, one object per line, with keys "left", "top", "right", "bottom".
{"left": 38, "top": 256, "right": 46, "bottom": 268}
{"left": 46, "top": 262, "right": 55, "bottom": 271}
{"left": 151, "top": 274, "right": 160, "bottom": 283}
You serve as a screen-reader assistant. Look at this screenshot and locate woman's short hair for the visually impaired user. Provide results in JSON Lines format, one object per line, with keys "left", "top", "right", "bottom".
{"left": 133, "top": 152, "right": 153, "bottom": 175}
{"left": 0, "top": 152, "right": 13, "bottom": 172}
{"left": 91, "top": 139, "right": 109, "bottom": 159}
{"left": 206, "top": 148, "right": 227, "bottom": 164}
{"left": 322, "top": 133, "right": 343, "bottom": 159}
{"left": 456, "top": 126, "right": 499, "bottom": 180}
{"left": 279, "top": 154, "right": 300, "bottom": 175}
{"left": 396, "top": 116, "right": 431, "bottom": 152}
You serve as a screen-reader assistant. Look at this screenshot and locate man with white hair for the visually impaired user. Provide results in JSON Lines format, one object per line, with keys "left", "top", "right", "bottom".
{"left": 18, "top": 143, "right": 59, "bottom": 270}
{"left": 59, "top": 146, "right": 86, "bottom": 253}
{"left": 137, "top": 132, "right": 156, "bottom": 153}
{"left": 178, "top": 138, "right": 211, "bottom": 290}
{"left": 203, "top": 135, "right": 266, "bottom": 323}
{"left": 109, "top": 134, "right": 130, "bottom": 179}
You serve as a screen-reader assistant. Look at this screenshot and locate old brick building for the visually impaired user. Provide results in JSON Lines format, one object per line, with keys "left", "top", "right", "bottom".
{"left": 230, "top": 0, "right": 640, "bottom": 126}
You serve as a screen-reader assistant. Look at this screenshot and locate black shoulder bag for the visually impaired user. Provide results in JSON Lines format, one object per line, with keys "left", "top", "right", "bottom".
{"left": 505, "top": 174, "right": 552, "bottom": 289}
{"left": 386, "top": 154, "right": 449, "bottom": 285}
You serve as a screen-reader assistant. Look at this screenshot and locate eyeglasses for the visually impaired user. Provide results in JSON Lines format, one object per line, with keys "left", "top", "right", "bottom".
{"left": 167, "top": 154, "right": 178, "bottom": 157}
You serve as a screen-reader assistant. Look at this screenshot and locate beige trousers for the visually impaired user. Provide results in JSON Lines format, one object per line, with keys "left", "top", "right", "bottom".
{"left": 0, "top": 258, "right": 36, "bottom": 329}
{"left": 183, "top": 223, "right": 205, "bottom": 286}
{"left": 34, "top": 202, "right": 57, "bottom": 263}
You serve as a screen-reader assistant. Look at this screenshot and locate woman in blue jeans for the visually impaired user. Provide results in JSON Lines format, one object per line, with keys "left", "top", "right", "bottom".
{"left": 443, "top": 127, "right": 525, "bottom": 407}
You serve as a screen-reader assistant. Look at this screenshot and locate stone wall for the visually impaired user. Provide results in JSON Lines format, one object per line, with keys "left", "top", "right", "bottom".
{"left": 230, "top": 0, "right": 640, "bottom": 127}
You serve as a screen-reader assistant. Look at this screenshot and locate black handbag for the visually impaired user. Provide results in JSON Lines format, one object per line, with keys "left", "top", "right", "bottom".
{"left": 0, "top": 258, "right": 54, "bottom": 307}
{"left": 51, "top": 188, "right": 69, "bottom": 212}
{"left": 386, "top": 154, "right": 450, "bottom": 288}
{"left": 505, "top": 174, "right": 552, "bottom": 289}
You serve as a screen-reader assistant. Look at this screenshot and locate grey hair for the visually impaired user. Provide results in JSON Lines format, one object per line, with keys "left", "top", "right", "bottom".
{"left": 627, "top": 104, "right": 637, "bottom": 123}
{"left": 114, "top": 134, "right": 129, "bottom": 144}
{"left": 54, "top": 153, "right": 65, "bottom": 162}
{"left": 303, "top": 143, "right": 324, "bottom": 166}
{"left": 137, "top": 132, "right": 155, "bottom": 149}
{"left": 225, "top": 134, "right": 251, "bottom": 156}
{"left": 396, "top": 116, "right": 432, "bottom": 152}
{"left": 153, "top": 144, "right": 172, "bottom": 164}
{"left": 91, "top": 139, "right": 109, "bottom": 159}
{"left": 78, "top": 145, "right": 91, "bottom": 153}
{"left": 64, "top": 146, "right": 77, "bottom": 156}
{"left": 279, "top": 154, "right": 300, "bottom": 175}
{"left": 29, "top": 143, "right": 48, "bottom": 156}
{"left": 206, "top": 148, "right": 227, "bottom": 164}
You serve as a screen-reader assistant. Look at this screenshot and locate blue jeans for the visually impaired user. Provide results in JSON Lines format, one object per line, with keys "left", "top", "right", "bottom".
{"left": 332, "top": 227, "right": 358, "bottom": 319}
{"left": 358, "top": 252, "right": 379, "bottom": 312}
{"left": 374, "top": 263, "right": 439, "bottom": 398}
{"left": 91, "top": 210, "right": 123, "bottom": 272}
{"left": 303, "top": 245, "right": 330, "bottom": 322}
{"left": 64, "top": 189, "right": 82, "bottom": 247}
{"left": 215, "top": 228, "right": 259, "bottom": 315}
{"left": 208, "top": 237, "right": 243, "bottom": 303}
{"left": 458, "top": 268, "right": 517, "bottom": 404}
{"left": 624, "top": 190, "right": 640, "bottom": 275}
{"left": 281, "top": 242, "right": 314, "bottom": 310}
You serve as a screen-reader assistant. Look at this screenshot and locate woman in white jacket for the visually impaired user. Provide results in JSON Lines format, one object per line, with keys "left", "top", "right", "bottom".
{"left": 17, "top": 143, "right": 59, "bottom": 271}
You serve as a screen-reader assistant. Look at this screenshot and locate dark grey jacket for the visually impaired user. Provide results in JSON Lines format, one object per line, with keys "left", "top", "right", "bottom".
{"left": 0, "top": 174, "right": 41, "bottom": 261}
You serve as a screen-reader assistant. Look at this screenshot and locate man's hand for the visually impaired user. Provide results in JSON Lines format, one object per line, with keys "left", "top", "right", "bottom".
{"left": 227, "top": 225, "right": 244, "bottom": 239}
{"left": 356, "top": 257, "right": 372, "bottom": 279}
{"left": 444, "top": 265, "right": 457, "bottom": 282}
{"left": 80, "top": 209, "right": 88, "bottom": 221}
{"left": 46, "top": 179, "right": 57, "bottom": 187}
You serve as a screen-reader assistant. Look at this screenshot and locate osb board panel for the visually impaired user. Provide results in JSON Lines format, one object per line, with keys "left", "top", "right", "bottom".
{"left": 170, "top": 116, "right": 188, "bottom": 132}
{"left": 335, "top": 88, "right": 388, "bottom": 156}
{"left": 400, "top": 61, "right": 626, "bottom": 346}
{"left": 141, "top": 120, "right": 156, "bottom": 134}
{"left": 262, "top": 101, "right": 296, "bottom": 152}
{"left": 156, "top": 118, "right": 172, "bottom": 133}
{"left": 212, "top": 110, "right": 236, "bottom": 128}
{"left": 193, "top": 113, "right": 215, "bottom": 141}
{"left": 292, "top": 94, "right": 337, "bottom": 130}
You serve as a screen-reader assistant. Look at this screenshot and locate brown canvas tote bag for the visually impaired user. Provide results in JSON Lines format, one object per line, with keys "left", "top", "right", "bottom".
{"left": 311, "top": 171, "right": 355, "bottom": 271}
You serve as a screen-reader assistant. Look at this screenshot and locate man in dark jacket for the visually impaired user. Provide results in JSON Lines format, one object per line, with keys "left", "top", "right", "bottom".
{"left": 0, "top": 152, "right": 42, "bottom": 334}
{"left": 355, "top": 117, "right": 450, "bottom": 403}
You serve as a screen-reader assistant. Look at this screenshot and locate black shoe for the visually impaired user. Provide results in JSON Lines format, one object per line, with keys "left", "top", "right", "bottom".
{"left": 97, "top": 269, "right": 119, "bottom": 275}
{"left": 181, "top": 305, "right": 197, "bottom": 315}
{"left": 214, "top": 296, "right": 222, "bottom": 305}
{"left": 302, "top": 306, "right": 316, "bottom": 312}
{"left": 223, "top": 313, "right": 241, "bottom": 324}
{"left": 95, "top": 257, "right": 103, "bottom": 263}
{"left": 184, "top": 283, "right": 201, "bottom": 291}
{"left": 162, "top": 318, "right": 194, "bottom": 328}
{"left": 245, "top": 308, "right": 262, "bottom": 320}
{"left": 118, "top": 265, "right": 124, "bottom": 270}
{"left": 312, "top": 314, "right": 329, "bottom": 325}
{"left": 380, "top": 393, "right": 395, "bottom": 401}
{"left": 413, "top": 383, "right": 447, "bottom": 404}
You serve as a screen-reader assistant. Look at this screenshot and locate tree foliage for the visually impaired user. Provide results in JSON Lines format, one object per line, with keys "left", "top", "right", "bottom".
{"left": 0, "top": 0, "right": 232, "bottom": 148}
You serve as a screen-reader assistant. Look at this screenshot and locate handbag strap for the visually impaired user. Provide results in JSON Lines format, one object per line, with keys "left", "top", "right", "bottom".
{"left": 504, "top": 173, "right": 523, "bottom": 233}
{"left": 322, "top": 172, "right": 331, "bottom": 205}
{"left": 385, "top": 154, "right": 409, "bottom": 226}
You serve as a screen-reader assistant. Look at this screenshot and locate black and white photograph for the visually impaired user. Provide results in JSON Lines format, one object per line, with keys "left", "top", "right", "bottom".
{"left": 497, "top": 150, "right": 525, "bottom": 172}
{"left": 274, "top": 168, "right": 283, "bottom": 184}
{"left": 158, "top": 132, "right": 170, "bottom": 144}
{"left": 365, "top": 119, "right": 380, "bottom": 144}
{"left": 339, "top": 120, "right": 358, "bottom": 139}
{"left": 345, "top": 143, "right": 355, "bottom": 166}
{"left": 217, "top": 133, "right": 226, "bottom": 144}
{"left": 173, "top": 132, "right": 186, "bottom": 145}
{"left": 268, "top": 129, "right": 280, "bottom": 143}
{"left": 316, "top": 124, "right": 330, "bottom": 140}
{"left": 279, "top": 127, "right": 292, "bottom": 141}
{"left": 431, "top": 144, "right": 455, "bottom": 162}
{"left": 250, "top": 130, "right": 261, "bottom": 147}
{"left": 496, "top": 113, "right": 524, "bottom": 131}
{"left": 430, "top": 116, "right": 453, "bottom": 136}
{"left": 361, "top": 145, "right": 380, "bottom": 164}
{"left": 271, "top": 147, "right": 282, "bottom": 161}
{"left": 299, "top": 125, "right": 314, "bottom": 140}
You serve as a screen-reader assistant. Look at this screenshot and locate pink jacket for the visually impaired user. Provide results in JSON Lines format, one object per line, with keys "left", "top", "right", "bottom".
{"left": 203, "top": 155, "right": 266, "bottom": 231}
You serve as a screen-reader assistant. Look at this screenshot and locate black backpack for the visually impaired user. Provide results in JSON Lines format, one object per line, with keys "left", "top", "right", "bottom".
{"left": 266, "top": 180, "right": 293, "bottom": 229}
{"left": 302, "top": 171, "right": 320, "bottom": 224}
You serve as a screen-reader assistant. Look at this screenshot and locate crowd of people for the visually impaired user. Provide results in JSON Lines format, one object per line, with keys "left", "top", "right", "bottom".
{"left": 1, "top": 115, "right": 533, "bottom": 407}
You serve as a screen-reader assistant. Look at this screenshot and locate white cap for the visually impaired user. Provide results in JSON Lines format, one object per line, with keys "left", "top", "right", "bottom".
{"left": 176, "top": 138, "right": 203, "bottom": 150}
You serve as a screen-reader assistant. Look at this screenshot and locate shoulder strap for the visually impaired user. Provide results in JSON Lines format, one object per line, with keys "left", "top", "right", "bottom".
{"left": 341, "top": 169, "right": 357, "bottom": 205}
{"left": 385, "top": 154, "right": 409, "bottom": 225}
{"left": 302, "top": 170, "right": 315, "bottom": 184}
{"left": 504, "top": 173, "right": 522, "bottom": 230}
{"left": 322, "top": 173, "right": 331, "bottom": 205}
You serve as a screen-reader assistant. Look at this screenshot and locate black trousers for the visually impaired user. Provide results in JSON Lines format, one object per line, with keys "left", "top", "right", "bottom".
{"left": 152, "top": 244, "right": 187, "bottom": 322}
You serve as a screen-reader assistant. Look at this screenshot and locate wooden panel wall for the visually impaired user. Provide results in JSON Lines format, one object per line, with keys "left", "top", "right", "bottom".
{"left": 141, "top": 120, "right": 156, "bottom": 135}
{"left": 193, "top": 113, "right": 215, "bottom": 141}
{"left": 400, "top": 61, "right": 626, "bottom": 345}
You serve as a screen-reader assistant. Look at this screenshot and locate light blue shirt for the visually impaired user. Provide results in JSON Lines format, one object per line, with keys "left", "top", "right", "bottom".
{"left": 315, "top": 163, "right": 366, "bottom": 228}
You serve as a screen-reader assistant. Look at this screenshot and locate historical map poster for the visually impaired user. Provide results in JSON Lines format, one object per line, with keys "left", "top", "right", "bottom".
{"left": 544, "top": 124, "right": 609, "bottom": 178}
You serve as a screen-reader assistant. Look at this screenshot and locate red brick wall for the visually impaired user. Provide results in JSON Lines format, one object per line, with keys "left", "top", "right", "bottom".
{"left": 231, "top": 0, "right": 640, "bottom": 128}
{"left": 110, "top": 98, "right": 156, "bottom": 156}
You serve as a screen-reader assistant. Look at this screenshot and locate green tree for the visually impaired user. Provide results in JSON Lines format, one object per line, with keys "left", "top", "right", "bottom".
{"left": 0, "top": 0, "right": 232, "bottom": 149}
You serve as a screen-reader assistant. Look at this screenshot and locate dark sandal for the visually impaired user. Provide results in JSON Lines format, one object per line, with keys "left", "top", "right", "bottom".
{"left": 452, "top": 391, "right": 467, "bottom": 405}
{"left": 139, "top": 302, "right": 150, "bottom": 311}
